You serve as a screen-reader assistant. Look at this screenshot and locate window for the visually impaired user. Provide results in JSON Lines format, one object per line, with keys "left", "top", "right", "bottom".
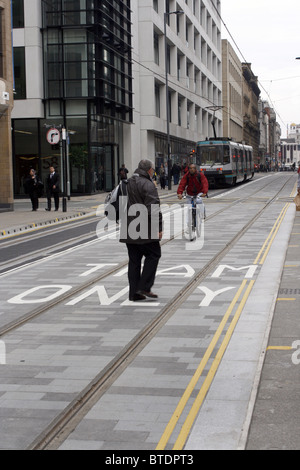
{"left": 168, "top": 90, "right": 172, "bottom": 123}
{"left": 167, "top": 44, "right": 171, "bottom": 74}
{"left": 153, "top": 0, "right": 158, "bottom": 12}
{"left": 13, "top": 47, "right": 26, "bottom": 99}
{"left": 12, "top": 0, "right": 24, "bottom": 28}
{"left": 155, "top": 83, "right": 160, "bottom": 117}
{"left": 178, "top": 96, "right": 182, "bottom": 126}
{"left": 154, "top": 32, "right": 159, "bottom": 65}
{"left": 177, "top": 53, "right": 181, "bottom": 81}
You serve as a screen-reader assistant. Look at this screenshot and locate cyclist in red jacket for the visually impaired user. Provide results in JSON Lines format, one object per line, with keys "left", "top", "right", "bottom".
{"left": 177, "top": 163, "right": 208, "bottom": 199}
{"left": 177, "top": 163, "right": 209, "bottom": 232}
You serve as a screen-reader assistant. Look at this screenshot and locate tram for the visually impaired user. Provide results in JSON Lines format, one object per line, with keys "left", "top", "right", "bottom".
{"left": 196, "top": 138, "right": 254, "bottom": 187}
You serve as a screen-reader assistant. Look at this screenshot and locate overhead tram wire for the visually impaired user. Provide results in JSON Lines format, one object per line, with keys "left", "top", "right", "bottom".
{"left": 41, "top": 0, "right": 223, "bottom": 112}
{"left": 210, "top": 0, "right": 287, "bottom": 129}
{"left": 41, "top": 0, "right": 261, "bottom": 120}
{"left": 42, "top": 0, "right": 287, "bottom": 130}
{"left": 41, "top": 0, "right": 292, "bottom": 127}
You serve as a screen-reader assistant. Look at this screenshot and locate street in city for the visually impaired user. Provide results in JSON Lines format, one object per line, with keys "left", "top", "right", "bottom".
{"left": 0, "top": 173, "right": 300, "bottom": 451}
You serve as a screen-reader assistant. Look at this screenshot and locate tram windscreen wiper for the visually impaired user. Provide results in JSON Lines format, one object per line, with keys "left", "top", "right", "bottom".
{"left": 211, "top": 162, "right": 222, "bottom": 167}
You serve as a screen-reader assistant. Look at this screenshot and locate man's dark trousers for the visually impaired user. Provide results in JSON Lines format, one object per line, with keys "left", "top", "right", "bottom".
{"left": 126, "top": 242, "right": 161, "bottom": 298}
{"left": 47, "top": 191, "right": 59, "bottom": 210}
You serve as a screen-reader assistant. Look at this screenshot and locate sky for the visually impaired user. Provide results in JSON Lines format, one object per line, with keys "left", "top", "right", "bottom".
{"left": 221, "top": 0, "right": 300, "bottom": 135}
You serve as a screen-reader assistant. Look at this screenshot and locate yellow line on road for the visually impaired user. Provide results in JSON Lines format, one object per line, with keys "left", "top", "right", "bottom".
{"left": 267, "top": 346, "right": 292, "bottom": 351}
{"left": 156, "top": 192, "right": 292, "bottom": 450}
{"left": 155, "top": 279, "right": 249, "bottom": 451}
{"left": 173, "top": 280, "right": 255, "bottom": 450}
{"left": 254, "top": 204, "right": 290, "bottom": 265}
{"left": 277, "top": 298, "right": 296, "bottom": 301}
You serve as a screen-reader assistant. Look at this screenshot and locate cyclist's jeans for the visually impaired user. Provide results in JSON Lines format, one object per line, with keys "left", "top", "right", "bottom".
{"left": 185, "top": 195, "right": 204, "bottom": 226}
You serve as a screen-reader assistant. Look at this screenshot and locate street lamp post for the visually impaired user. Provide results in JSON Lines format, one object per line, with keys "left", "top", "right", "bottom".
{"left": 164, "top": 10, "right": 184, "bottom": 190}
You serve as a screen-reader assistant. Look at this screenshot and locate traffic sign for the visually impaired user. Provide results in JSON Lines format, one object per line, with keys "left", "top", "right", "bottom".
{"left": 46, "top": 128, "right": 61, "bottom": 145}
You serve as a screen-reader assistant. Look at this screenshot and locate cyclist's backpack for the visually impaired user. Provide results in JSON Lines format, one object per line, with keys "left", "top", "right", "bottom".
{"left": 104, "top": 179, "right": 127, "bottom": 221}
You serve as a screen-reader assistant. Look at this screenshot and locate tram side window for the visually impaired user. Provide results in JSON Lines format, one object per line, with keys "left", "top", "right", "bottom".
{"left": 239, "top": 148, "right": 244, "bottom": 164}
{"left": 223, "top": 145, "right": 230, "bottom": 164}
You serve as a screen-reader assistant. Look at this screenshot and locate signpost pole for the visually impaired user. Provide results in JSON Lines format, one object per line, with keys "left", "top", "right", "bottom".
{"left": 62, "top": 127, "right": 67, "bottom": 212}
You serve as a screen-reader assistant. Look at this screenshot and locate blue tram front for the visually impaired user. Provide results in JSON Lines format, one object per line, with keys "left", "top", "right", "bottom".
{"left": 196, "top": 139, "right": 254, "bottom": 187}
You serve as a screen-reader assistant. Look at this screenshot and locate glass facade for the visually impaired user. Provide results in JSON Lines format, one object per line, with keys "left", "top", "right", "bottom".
{"left": 13, "top": 0, "right": 133, "bottom": 195}
{"left": 13, "top": 47, "right": 26, "bottom": 99}
{"left": 12, "top": 0, "right": 24, "bottom": 28}
{"left": 43, "top": 0, "right": 133, "bottom": 193}
{"left": 154, "top": 133, "right": 196, "bottom": 170}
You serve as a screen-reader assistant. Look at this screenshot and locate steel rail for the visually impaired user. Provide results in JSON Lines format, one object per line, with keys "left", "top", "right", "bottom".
{"left": 0, "top": 175, "right": 292, "bottom": 339}
{"left": 26, "top": 175, "right": 294, "bottom": 450}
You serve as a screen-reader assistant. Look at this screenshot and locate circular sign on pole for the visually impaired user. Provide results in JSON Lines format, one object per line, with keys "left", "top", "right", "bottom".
{"left": 46, "top": 128, "right": 61, "bottom": 145}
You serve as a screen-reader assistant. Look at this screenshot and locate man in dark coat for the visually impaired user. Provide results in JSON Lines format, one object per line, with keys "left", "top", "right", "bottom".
{"left": 45, "top": 166, "right": 60, "bottom": 211}
{"left": 120, "top": 159, "right": 163, "bottom": 301}
{"left": 118, "top": 163, "right": 129, "bottom": 181}
{"left": 24, "top": 168, "right": 43, "bottom": 211}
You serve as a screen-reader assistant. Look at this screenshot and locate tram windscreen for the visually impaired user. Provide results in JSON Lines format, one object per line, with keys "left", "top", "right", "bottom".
{"left": 198, "top": 145, "right": 230, "bottom": 166}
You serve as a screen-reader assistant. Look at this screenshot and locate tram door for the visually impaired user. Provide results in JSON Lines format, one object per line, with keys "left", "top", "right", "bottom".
{"left": 232, "top": 146, "right": 238, "bottom": 179}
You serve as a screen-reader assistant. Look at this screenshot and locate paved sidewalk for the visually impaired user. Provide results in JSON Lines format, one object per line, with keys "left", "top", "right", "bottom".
{"left": 1, "top": 180, "right": 299, "bottom": 449}
{"left": 0, "top": 187, "right": 177, "bottom": 237}
{"left": 245, "top": 209, "right": 300, "bottom": 450}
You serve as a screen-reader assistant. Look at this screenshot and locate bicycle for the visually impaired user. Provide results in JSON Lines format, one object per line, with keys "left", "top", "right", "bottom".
{"left": 187, "top": 193, "right": 206, "bottom": 241}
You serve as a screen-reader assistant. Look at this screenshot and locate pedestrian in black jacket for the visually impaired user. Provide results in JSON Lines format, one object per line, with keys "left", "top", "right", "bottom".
{"left": 45, "top": 166, "right": 60, "bottom": 211}
{"left": 120, "top": 159, "right": 163, "bottom": 301}
{"left": 24, "top": 168, "right": 43, "bottom": 211}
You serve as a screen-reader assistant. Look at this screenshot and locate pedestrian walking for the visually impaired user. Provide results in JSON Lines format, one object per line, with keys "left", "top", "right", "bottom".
{"left": 24, "top": 168, "right": 43, "bottom": 211}
{"left": 118, "top": 164, "right": 129, "bottom": 181}
{"left": 159, "top": 163, "right": 165, "bottom": 189}
{"left": 120, "top": 159, "right": 163, "bottom": 301}
{"left": 298, "top": 163, "right": 300, "bottom": 193}
{"left": 45, "top": 166, "right": 60, "bottom": 211}
{"left": 172, "top": 163, "right": 181, "bottom": 185}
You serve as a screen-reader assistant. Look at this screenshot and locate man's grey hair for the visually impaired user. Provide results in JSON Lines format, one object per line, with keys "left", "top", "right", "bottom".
{"left": 138, "top": 159, "right": 154, "bottom": 171}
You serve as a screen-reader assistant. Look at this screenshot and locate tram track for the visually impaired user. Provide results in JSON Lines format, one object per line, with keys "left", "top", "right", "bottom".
{"left": 0, "top": 174, "right": 284, "bottom": 275}
{"left": 0, "top": 174, "right": 292, "bottom": 339}
{"left": 10, "top": 173, "right": 293, "bottom": 450}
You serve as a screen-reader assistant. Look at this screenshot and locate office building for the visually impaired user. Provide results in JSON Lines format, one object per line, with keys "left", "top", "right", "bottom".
{"left": 11, "top": 0, "right": 222, "bottom": 195}
{"left": 12, "top": 0, "right": 132, "bottom": 194}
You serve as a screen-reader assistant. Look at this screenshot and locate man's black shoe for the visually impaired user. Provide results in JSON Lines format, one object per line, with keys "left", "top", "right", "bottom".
{"left": 129, "top": 293, "right": 146, "bottom": 301}
{"left": 138, "top": 291, "right": 158, "bottom": 299}
{"left": 45, "top": 208, "right": 51, "bottom": 211}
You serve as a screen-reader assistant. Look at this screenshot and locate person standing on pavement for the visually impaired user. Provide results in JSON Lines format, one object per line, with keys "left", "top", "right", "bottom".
{"left": 24, "top": 168, "right": 43, "bottom": 211}
{"left": 159, "top": 164, "right": 165, "bottom": 189}
{"left": 172, "top": 163, "right": 181, "bottom": 185}
{"left": 298, "top": 163, "right": 300, "bottom": 193}
{"left": 120, "top": 159, "right": 163, "bottom": 301}
{"left": 45, "top": 166, "right": 60, "bottom": 211}
{"left": 118, "top": 164, "right": 129, "bottom": 181}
